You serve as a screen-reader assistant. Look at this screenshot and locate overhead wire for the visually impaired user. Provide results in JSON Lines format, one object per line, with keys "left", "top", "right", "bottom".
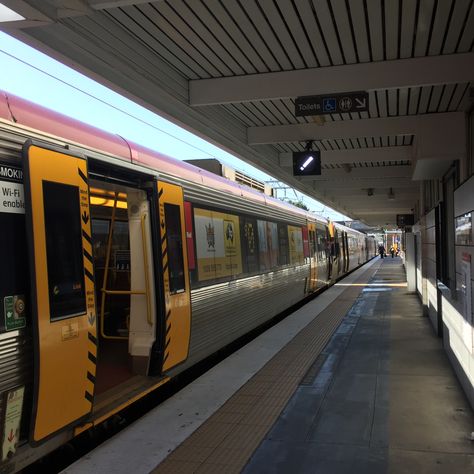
{"left": 0, "top": 46, "right": 343, "bottom": 219}
{"left": 0, "top": 48, "right": 216, "bottom": 157}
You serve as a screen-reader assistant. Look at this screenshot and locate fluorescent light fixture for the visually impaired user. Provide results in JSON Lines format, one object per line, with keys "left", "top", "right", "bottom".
{"left": 299, "top": 155, "right": 314, "bottom": 171}
{"left": 292, "top": 150, "right": 321, "bottom": 176}
{"left": 0, "top": 4, "right": 25, "bottom": 22}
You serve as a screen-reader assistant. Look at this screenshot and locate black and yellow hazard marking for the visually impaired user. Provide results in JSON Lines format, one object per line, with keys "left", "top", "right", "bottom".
{"left": 157, "top": 181, "right": 192, "bottom": 372}
{"left": 87, "top": 372, "right": 96, "bottom": 384}
{"left": 78, "top": 164, "right": 97, "bottom": 410}
{"left": 78, "top": 167, "right": 88, "bottom": 185}
{"left": 159, "top": 185, "right": 172, "bottom": 366}
{"left": 23, "top": 142, "right": 98, "bottom": 442}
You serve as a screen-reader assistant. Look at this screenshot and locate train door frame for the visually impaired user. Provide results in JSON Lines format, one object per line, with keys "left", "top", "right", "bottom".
{"left": 338, "top": 230, "right": 346, "bottom": 276}
{"left": 89, "top": 181, "right": 159, "bottom": 381}
{"left": 344, "top": 233, "right": 350, "bottom": 272}
{"left": 86, "top": 160, "right": 169, "bottom": 378}
{"left": 153, "top": 180, "right": 192, "bottom": 373}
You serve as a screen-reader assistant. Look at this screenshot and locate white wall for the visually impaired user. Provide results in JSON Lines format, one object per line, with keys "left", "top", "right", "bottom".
{"left": 443, "top": 175, "right": 474, "bottom": 407}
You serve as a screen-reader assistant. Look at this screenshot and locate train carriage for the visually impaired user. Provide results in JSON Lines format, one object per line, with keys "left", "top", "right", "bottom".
{"left": 0, "top": 91, "right": 374, "bottom": 472}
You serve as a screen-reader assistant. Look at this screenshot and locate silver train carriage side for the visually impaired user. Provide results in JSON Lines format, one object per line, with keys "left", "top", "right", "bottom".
{"left": 0, "top": 91, "right": 375, "bottom": 472}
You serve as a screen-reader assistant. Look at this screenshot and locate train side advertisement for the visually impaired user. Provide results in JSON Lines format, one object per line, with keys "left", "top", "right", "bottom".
{"left": 194, "top": 208, "right": 242, "bottom": 281}
{"left": 257, "top": 220, "right": 279, "bottom": 270}
{"left": 288, "top": 225, "right": 304, "bottom": 264}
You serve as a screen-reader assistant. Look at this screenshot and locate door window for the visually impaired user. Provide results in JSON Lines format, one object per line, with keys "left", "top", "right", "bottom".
{"left": 43, "top": 181, "right": 85, "bottom": 320}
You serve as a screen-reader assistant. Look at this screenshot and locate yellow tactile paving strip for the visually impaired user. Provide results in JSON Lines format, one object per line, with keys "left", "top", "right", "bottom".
{"left": 152, "top": 260, "right": 382, "bottom": 474}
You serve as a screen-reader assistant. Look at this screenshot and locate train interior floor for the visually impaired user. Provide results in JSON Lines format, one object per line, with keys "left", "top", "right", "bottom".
{"left": 64, "top": 258, "right": 474, "bottom": 474}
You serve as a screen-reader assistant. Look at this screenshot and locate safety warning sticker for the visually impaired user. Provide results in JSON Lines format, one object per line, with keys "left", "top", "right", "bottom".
{"left": 0, "top": 181, "right": 25, "bottom": 214}
{"left": 2, "top": 386, "right": 25, "bottom": 461}
{"left": 3, "top": 296, "right": 26, "bottom": 331}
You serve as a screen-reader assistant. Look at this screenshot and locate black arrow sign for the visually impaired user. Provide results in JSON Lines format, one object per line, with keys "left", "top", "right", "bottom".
{"left": 88, "top": 313, "right": 96, "bottom": 326}
{"left": 161, "top": 219, "right": 165, "bottom": 230}
{"left": 82, "top": 211, "right": 89, "bottom": 224}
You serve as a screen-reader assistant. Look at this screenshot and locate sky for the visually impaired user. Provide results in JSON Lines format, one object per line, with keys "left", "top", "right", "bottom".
{"left": 0, "top": 30, "right": 348, "bottom": 221}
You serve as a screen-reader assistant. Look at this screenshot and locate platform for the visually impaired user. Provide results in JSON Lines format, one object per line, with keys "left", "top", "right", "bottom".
{"left": 64, "top": 258, "right": 474, "bottom": 473}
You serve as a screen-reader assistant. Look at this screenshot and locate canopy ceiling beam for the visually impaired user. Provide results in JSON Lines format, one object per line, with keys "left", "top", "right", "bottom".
{"left": 190, "top": 53, "right": 474, "bottom": 106}
{"left": 248, "top": 113, "right": 462, "bottom": 145}
{"left": 297, "top": 165, "right": 412, "bottom": 180}
{"left": 311, "top": 178, "right": 418, "bottom": 189}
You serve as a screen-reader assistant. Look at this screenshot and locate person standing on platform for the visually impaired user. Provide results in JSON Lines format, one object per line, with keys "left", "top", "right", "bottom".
{"left": 390, "top": 245, "right": 395, "bottom": 258}
{"left": 379, "top": 244, "right": 385, "bottom": 259}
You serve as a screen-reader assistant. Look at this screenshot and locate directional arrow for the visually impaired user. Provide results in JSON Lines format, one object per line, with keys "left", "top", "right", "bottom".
{"left": 88, "top": 313, "right": 96, "bottom": 326}
{"left": 7, "top": 429, "right": 14, "bottom": 442}
{"left": 355, "top": 97, "right": 366, "bottom": 108}
{"left": 161, "top": 219, "right": 165, "bottom": 230}
{"left": 82, "top": 211, "right": 89, "bottom": 224}
{"left": 6, "top": 311, "right": 12, "bottom": 318}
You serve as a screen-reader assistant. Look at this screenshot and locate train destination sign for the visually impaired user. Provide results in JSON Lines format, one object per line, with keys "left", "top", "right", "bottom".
{"left": 295, "top": 91, "right": 369, "bottom": 116}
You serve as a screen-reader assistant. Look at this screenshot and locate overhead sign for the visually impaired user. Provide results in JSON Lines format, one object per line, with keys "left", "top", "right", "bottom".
{"left": 293, "top": 151, "right": 321, "bottom": 176}
{"left": 295, "top": 91, "right": 369, "bottom": 116}
{"left": 396, "top": 214, "right": 414, "bottom": 227}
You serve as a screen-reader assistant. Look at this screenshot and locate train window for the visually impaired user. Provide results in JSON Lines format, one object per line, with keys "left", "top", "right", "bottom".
{"left": 164, "top": 203, "right": 185, "bottom": 294}
{"left": 288, "top": 226, "right": 304, "bottom": 264}
{"left": 43, "top": 181, "right": 86, "bottom": 320}
{"left": 257, "top": 220, "right": 279, "bottom": 271}
{"left": 267, "top": 222, "right": 279, "bottom": 268}
{"left": 316, "top": 228, "right": 327, "bottom": 260}
{"left": 278, "top": 223, "right": 289, "bottom": 265}
{"left": 0, "top": 203, "right": 28, "bottom": 332}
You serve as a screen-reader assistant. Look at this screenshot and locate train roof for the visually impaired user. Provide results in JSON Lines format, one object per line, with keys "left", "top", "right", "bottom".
{"left": 0, "top": 90, "right": 335, "bottom": 225}
{"left": 0, "top": 91, "right": 379, "bottom": 237}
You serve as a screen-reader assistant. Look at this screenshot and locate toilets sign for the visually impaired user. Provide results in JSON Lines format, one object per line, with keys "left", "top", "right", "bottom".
{"left": 295, "top": 91, "right": 369, "bottom": 116}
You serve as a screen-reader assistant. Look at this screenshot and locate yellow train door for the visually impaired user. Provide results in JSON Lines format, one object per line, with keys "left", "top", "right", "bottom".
{"left": 156, "top": 181, "right": 191, "bottom": 372}
{"left": 23, "top": 141, "right": 97, "bottom": 443}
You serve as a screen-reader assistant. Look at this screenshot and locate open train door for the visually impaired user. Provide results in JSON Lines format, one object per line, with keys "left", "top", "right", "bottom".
{"left": 23, "top": 141, "right": 97, "bottom": 443}
{"left": 156, "top": 181, "right": 191, "bottom": 372}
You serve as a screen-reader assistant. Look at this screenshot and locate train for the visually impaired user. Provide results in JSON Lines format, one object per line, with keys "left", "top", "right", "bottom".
{"left": 0, "top": 91, "right": 376, "bottom": 472}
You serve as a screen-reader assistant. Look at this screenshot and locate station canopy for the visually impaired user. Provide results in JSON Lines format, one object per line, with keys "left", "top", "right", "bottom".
{"left": 1, "top": 0, "right": 473, "bottom": 227}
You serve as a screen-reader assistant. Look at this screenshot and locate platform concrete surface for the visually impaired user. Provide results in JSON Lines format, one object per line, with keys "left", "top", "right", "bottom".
{"left": 244, "top": 258, "right": 474, "bottom": 474}
{"left": 63, "top": 258, "right": 379, "bottom": 473}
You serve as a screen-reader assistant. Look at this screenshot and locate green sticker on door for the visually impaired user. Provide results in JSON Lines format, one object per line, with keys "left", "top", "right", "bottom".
{"left": 4, "top": 295, "right": 26, "bottom": 331}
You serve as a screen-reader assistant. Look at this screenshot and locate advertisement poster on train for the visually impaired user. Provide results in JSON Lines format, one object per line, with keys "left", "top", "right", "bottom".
{"left": 288, "top": 226, "right": 304, "bottom": 264}
{"left": 257, "top": 220, "right": 267, "bottom": 270}
{"left": 194, "top": 208, "right": 242, "bottom": 281}
{"left": 242, "top": 218, "right": 259, "bottom": 273}
{"left": 268, "top": 222, "right": 279, "bottom": 268}
{"left": 257, "top": 220, "right": 280, "bottom": 270}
